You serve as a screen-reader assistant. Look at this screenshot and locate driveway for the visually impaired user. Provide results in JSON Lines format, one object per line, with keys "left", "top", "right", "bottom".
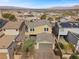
{"left": 34, "top": 43, "right": 60, "bottom": 59}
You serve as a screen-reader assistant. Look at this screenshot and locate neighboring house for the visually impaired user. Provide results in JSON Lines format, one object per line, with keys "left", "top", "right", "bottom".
{"left": 0, "top": 20, "right": 26, "bottom": 59}
{"left": 0, "top": 34, "right": 17, "bottom": 59}
{"left": 1, "top": 21, "right": 26, "bottom": 42}
{"left": 25, "top": 20, "right": 52, "bottom": 35}
{"left": 24, "top": 13, "right": 39, "bottom": 21}
{"left": 54, "top": 22, "right": 79, "bottom": 39}
{"left": 67, "top": 31, "right": 79, "bottom": 52}
{"left": 59, "top": 17, "right": 71, "bottom": 22}
{"left": 2, "top": 21, "right": 23, "bottom": 35}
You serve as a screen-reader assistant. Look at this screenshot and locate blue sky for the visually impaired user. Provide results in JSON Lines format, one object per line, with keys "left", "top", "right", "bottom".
{"left": 0, "top": 0, "right": 79, "bottom": 8}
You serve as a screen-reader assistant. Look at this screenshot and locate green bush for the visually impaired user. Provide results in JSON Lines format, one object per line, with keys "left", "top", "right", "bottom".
{"left": 2, "top": 13, "right": 16, "bottom": 21}
{"left": 40, "top": 14, "right": 47, "bottom": 19}
{"left": 70, "top": 54, "right": 79, "bottom": 59}
{"left": 21, "top": 40, "right": 35, "bottom": 53}
{"left": 58, "top": 42, "right": 64, "bottom": 49}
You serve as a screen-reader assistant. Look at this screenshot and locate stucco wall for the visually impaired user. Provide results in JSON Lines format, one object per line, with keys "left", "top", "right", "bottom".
{"left": 0, "top": 49, "right": 8, "bottom": 53}
{"left": 25, "top": 25, "right": 52, "bottom": 35}
{"left": 8, "top": 42, "right": 16, "bottom": 59}
{"left": 0, "top": 49, "right": 9, "bottom": 59}
{"left": 3, "top": 29, "right": 19, "bottom": 35}
{"left": 59, "top": 28, "right": 79, "bottom": 35}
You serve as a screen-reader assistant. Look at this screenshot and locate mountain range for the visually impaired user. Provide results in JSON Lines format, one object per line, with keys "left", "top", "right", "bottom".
{"left": 0, "top": 5, "right": 79, "bottom": 10}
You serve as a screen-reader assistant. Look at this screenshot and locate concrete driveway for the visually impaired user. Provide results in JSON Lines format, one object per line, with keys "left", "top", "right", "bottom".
{"left": 34, "top": 43, "right": 60, "bottom": 59}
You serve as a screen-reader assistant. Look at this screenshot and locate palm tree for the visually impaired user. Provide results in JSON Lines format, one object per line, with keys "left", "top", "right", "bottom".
{"left": 21, "top": 39, "right": 35, "bottom": 59}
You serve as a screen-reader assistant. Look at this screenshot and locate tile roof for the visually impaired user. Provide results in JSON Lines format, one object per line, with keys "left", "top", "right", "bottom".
{"left": 2, "top": 21, "right": 23, "bottom": 29}
{"left": 0, "top": 35, "right": 17, "bottom": 49}
{"left": 25, "top": 20, "right": 51, "bottom": 28}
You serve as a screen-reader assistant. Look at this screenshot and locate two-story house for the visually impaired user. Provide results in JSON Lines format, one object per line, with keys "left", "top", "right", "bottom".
{"left": 25, "top": 20, "right": 55, "bottom": 49}
{"left": 54, "top": 22, "right": 79, "bottom": 40}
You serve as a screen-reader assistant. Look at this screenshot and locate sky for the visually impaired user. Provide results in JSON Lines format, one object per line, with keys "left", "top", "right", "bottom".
{"left": 0, "top": 0, "right": 79, "bottom": 8}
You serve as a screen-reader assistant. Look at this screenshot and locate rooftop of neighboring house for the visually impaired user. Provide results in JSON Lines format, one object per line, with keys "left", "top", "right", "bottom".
{"left": 0, "top": 35, "right": 17, "bottom": 49}
{"left": 2, "top": 21, "right": 23, "bottom": 29}
{"left": 0, "top": 19, "right": 8, "bottom": 28}
{"left": 67, "top": 31, "right": 79, "bottom": 44}
{"left": 36, "top": 33, "right": 54, "bottom": 43}
{"left": 71, "top": 32, "right": 79, "bottom": 39}
{"left": 59, "top": 17, "right": 72, "bottom": 22}
{"left": 57, "top": 22, "right": 79, "bottom": 28}
{"left": 25, "top": 20, "right": 52, "bottom": 28}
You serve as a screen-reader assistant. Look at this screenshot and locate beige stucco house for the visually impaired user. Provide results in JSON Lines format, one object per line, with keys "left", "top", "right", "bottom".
{"left": 25, "top": 20, "right": 55, "bottom": 49}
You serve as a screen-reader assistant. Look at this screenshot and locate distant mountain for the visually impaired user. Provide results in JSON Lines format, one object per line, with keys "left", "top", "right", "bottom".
{"left": 0, "top": 5, "right": 79, "bottom": 10}
{"left": 0, "top": 6, "right": 28, "bottom": 10}
{"left": 49, "top": 5, "right": 79, "bottom": 10}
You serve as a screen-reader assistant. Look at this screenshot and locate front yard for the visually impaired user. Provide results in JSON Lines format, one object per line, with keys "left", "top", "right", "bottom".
{"left": 14, "top": 39, "right": 36, "bottom": 59}
{"left": 54, "top": 37, "right": 75, "bottom": 59}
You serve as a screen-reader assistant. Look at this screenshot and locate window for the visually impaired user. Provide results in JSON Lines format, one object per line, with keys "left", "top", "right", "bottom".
{"left": 44, "top": 28, "right": 48, "bottom": 31}
{"left": 30, "top": 28, "right": 35, "bottom": 31}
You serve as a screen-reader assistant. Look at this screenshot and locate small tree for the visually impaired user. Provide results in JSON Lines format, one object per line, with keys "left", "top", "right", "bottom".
{"left": 21, "top": 39, "right": 35, "bottom": 54}
{"left": 48, "top": 17, "right": 53, "bottom": 21}
{"left": 70, "top": 54, "right": 79, "bottom": 59}
{"left": 2, "top": 13, "right": 16, "bottom": 21}
{"left": 40, "top": 14, "right": 47, "bottom": 20}
{"left": 9, "top": 15, "right": 16, "bottom": 21}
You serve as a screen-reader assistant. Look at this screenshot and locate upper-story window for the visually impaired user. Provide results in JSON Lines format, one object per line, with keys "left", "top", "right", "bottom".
{"left": 30, "top": 28, "right": 35, "bottom": 32}
{"left": 44, "top": 28, "right": 49, "bottom": 31}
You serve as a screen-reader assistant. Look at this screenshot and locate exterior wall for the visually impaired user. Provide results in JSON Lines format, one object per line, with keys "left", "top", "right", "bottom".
{"left": 25, "top": 25, "right": 52, "bottom": 35}
{"left": 59, "top": 28, "right": 79, "bottom": 35}
{"left": 16, "top": 24, "right": 26, "bottom": 41}
{"left": 54, "top": 23, "right": 59, "bottom": 35}
{"left": 0, "top": 49, "right": 9, "bottom": 59}
{"left": 3, "top": 29, "right": 19, "bottom": 35}
{"left": 0, "top": 49, "right": 8, "bottom": 53}
{"left": 8, "top": 42, "right": 16, "bottom": 59}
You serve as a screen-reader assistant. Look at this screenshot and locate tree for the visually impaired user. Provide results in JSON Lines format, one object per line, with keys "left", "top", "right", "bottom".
{"left": 48, "top": 17, "right": 53, "bottom": 21}
{"left": 21, "top": 39, "right": 35, "bottom": 54}
{"left": 63, "top": 12, "right": 76, "bottom": 16}
{"left": 70, "top": 54, "right": 79, "bottom": 59}
{"left": 2, "top": 13, "right": 16, "bottom": 21}
{"left": 40, "top": 14, "right": 47, "bottom": 20}
{"left": 9, "top": 15, "right": 16, "bottom": 21}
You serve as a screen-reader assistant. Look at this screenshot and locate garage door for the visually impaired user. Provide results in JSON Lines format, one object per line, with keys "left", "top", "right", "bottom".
{"left": 0, "top": 53, "right": 7, "bottom": 59}
{"left": 39, "top": 43, "right": 52, "bottom": 50}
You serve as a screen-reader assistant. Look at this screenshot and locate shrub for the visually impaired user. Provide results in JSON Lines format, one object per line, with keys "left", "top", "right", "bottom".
{"left": 70, "top": 54, "right": 79, "bottom": 59}
{"left": 21, "top": 40, "right": 35, "bottom": 53}
{"left": 58, "top": 42, "right": 64, "bottom": 49}
{"left": 2, "top": 13, "right": 16, "bottom": 21}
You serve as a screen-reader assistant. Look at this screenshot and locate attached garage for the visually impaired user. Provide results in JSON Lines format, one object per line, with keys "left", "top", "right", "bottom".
{"left": 36, "top": 33, "right": 55, "bottom": 50}
{"left": 0, "top": 53, "right": 7, "bottom": 59}
{"left": 39, "top": 43, "right": 52, "bottom": 49}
